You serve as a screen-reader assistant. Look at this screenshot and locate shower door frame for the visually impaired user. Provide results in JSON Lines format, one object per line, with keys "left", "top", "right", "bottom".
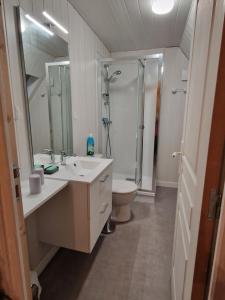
{"left": 45, "top": 61, "right": 72, "bottom": 154}
{"left": 139, "top": 57, "right": 163, "bottom": 195}
{"left": 135, "top": 59, "right": 145, "bottom": 186}
{"left": 99, "top": 55, "right": 163, "bottom": 195}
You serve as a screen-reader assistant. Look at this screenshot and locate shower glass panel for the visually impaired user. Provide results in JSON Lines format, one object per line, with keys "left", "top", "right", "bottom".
{"left": 136, "top": 62, "right": 145, "bottom": 185}
{"left": 101, "top": 60, "right": 144, "bottom": 183}
{"left": 100, "top": 56, "right": 162, "bottom": 194}
{"left": 46, "top": 62, "right": 73, "bottom": 155}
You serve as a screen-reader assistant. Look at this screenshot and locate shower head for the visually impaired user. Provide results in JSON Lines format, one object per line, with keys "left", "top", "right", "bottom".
{"left": 114, "top": 70, "right": 122, "bottom": 76}
{"left": 108, "top": 70, "right": 122, "bottom": 82}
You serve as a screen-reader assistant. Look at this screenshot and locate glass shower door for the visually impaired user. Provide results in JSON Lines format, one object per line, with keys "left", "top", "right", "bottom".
{"left": 135, "top": 61, "right": 145, "bottom": 185}
{"left": 47, "top": 62, "right": 73, "bottom": 155}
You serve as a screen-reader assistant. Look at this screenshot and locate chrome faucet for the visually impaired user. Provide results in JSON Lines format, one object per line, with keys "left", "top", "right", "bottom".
{"left": 60, "top": 151, "right": 67, "bottom": 165}
{"left": 43, "top": 149, "right": 55, "bottom": 164}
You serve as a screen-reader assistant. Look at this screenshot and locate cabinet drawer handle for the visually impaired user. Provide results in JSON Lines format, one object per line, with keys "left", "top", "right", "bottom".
{"left": 100, "top": 203, "right": 109, "bottom": 214}
{"left": 100, "top": 174, "right": 109, "bottom": 183}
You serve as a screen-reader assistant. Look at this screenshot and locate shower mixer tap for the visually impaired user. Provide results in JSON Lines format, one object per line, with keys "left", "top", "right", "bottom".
{"left": 102, "top": 93, "right": 109, "bottom": 97}
{"left": 102, "top": 117, "right": 112, "bottom": 126}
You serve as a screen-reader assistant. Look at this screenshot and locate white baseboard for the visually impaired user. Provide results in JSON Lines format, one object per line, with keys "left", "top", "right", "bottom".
{"left": 136, "top": 190, "right": 155, "bottom": 204}
{"left": 35, "top": 246, "right": 59, "bottom": 276}
{"left": 156, "top": 180, "right": 178, "bottom": 188}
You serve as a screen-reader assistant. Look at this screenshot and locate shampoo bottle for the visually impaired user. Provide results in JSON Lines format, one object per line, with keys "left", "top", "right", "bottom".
{"left": 87, "top": 134, "right": 95, "bottom": 156}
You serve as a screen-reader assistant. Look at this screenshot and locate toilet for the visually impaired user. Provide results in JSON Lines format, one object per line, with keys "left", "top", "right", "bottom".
{"left": 112, "top": 180, "right": 137, "bottom": 223}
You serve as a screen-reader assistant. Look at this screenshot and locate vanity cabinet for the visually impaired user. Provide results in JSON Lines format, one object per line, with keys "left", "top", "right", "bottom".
{"left": 37, "top": 165, "right": 112, "bottom": 253}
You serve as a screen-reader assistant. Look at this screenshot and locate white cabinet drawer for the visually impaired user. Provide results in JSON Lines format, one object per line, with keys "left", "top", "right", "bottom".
{"left": 98, "top": 168, "right": 112, "bottom": 230}
{"left": 89, "top": 165, "right": 112, "bottom": 251}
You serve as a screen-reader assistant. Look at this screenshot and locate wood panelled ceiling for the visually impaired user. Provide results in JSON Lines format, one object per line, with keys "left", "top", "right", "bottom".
{"left": 69, "top": 0, "right": 192, "bottom": 52}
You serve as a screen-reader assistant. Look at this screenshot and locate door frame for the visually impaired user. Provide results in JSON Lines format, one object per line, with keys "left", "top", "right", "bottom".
{"left": 191, "top": 6, "right": 225, "bottom": 299}
{"left": 208, "top": 182, "right": 225, "bottom": 299}
{"left": 0, "top": 1, "right": 31, "bottom": 299}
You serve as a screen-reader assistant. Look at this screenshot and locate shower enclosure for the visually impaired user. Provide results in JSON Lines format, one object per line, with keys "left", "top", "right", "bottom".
{"left": 99, "top": 57, "right": 161, "bottom": 194}
{"left": 46, "top": 61, "right": 73, "bottom": 155}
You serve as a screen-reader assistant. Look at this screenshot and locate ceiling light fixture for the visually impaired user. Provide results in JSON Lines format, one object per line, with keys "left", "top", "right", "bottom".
{"left": 152, "top": 0, "right": 175, "bottom": 15}
{"left": 43, "top": 11, "right": 69, "bottom": 34}
{"left": 25, "top": 14, "right": 54, "bottom": 36}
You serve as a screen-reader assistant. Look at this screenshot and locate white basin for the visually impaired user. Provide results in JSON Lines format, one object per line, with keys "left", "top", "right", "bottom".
{"left": 43, "top": 156, "right": 113, "bottom": 183}
{"left": 77, "top": 160, "right": 100, "bottom": 170}
{"left": 57, "top": 163, "right": 91, "bottom": 178}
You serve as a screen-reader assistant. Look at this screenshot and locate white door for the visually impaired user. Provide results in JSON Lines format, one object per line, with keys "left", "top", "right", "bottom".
{"left": 171, "top": 0, "right": 225, "bottom": 299}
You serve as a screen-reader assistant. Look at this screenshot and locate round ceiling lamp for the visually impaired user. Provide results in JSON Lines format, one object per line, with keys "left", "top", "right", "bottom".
{"left": 152, "top": 0, "right": 175, "bottom": 15}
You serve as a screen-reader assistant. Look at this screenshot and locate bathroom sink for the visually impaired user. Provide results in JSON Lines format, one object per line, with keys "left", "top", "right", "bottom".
{"left": 77, "top": 160, "right": 100, "bottom": 170}
{"left": 56, "top": 163, "right": 91, "bottom": 178}
{"left": 44, "top": 156, "right": 113, "bottom": 183}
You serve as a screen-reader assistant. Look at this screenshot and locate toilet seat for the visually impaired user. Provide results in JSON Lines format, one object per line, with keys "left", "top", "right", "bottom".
{"left": 112, "top": 180, "right": 137, "bottom": 194}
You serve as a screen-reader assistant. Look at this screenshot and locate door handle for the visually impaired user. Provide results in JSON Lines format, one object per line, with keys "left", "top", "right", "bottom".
{"left": 172, "top": 152, "right": 182, "bottom": 158}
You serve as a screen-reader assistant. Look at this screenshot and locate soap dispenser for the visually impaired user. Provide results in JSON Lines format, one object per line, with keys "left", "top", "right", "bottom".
{"left": 87, "top": 134, "right": 95, "bottom": 156}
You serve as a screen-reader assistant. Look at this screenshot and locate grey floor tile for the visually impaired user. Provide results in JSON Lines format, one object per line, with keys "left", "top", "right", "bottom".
{"left": 40, "top": 187, "right": 177, "bottom": 300}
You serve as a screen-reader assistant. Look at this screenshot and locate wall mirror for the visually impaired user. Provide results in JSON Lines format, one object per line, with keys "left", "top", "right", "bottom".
{"left": 17, "top": 8, "right": 73, "bottom": 165}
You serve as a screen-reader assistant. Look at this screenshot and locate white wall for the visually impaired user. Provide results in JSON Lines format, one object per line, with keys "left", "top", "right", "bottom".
{"left": 68, "top": 3, "right": 110, "bottom": 156}
{"left": 112, "top": 47, "right": 188, "bottom": 187}
{"left": 157, "top": 48, "right": 188, "bottom": 187}
{"left": 180, "top": 0, "right": 197, "bottom": 59}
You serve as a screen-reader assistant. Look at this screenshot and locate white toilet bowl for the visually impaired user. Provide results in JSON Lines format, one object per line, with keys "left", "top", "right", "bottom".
{"left": 112, "top": 180, "right": 137, "bottom": 223}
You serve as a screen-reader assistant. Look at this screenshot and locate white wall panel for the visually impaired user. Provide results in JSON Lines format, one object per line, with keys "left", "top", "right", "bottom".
{"left": 68, "top": 3, "right": 110, "bottom": 155}
{"left": 32, "top": 0, "right": 44, "bottom": 22}
{"left": 180, "top": 0, "right": 197, "bottom": 59}
{"left": 51, "top": 0, "right": 68, "bottom": 29}
{"left": 157, "top": 48, "right": 188, "bottom": 187}
{"left": 19, "top": 0, "right": 32, "bottom": 14}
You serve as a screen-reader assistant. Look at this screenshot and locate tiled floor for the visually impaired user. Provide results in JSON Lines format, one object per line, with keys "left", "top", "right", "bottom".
{"left": 39, "top": 187, "right": 177, "bottom": 300}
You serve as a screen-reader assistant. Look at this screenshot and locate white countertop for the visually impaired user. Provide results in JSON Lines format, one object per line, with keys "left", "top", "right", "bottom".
{"left": 21, "top": 178, "right": 68, "bottom": 218}
{"left": 21, "top": 156, "right": 112, "bottom": 218}
{"left": 44, "top": 156, "right": 113, "bottom": 183}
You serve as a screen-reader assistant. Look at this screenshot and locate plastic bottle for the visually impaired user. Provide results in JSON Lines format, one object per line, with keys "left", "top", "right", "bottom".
{"left": 87, "top": 134, "right": 95, "bottom": 156}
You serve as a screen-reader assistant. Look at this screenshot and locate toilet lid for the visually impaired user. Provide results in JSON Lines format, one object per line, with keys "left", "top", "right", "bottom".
{"left": 112, "top": 180, "right": 137, "bottom": 194}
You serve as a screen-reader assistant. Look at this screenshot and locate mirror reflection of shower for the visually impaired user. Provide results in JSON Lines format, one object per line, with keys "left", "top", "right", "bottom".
{"left": 102, "top": 64, "right": 122, "bottom": 158}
